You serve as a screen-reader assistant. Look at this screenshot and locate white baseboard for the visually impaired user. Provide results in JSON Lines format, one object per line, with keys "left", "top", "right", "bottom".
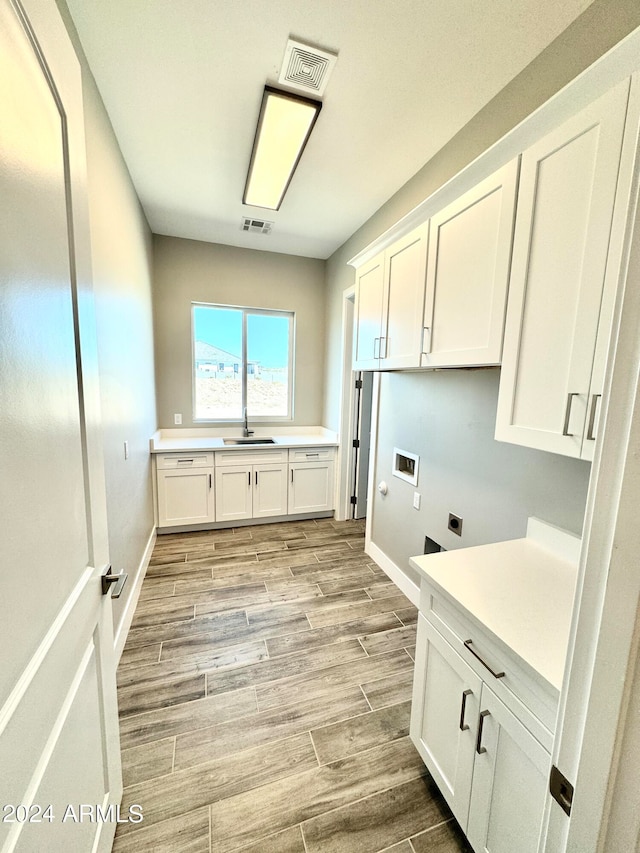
{"left": 366, "top": 541, "right": 420, "bottom": 607}
{"left": 114, "top": 526, "right": 156, "bottom": 662}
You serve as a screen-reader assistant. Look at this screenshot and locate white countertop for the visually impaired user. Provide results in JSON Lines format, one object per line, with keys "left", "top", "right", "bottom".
{"left": 150, "top": 426, "right": 339, "bottom": 453}
{"left": 409, "top": 519, "right": 580, "bottom": 692}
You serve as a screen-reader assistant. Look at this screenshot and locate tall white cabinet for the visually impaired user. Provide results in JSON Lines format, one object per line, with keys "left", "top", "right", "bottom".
{"left": 495, "top": 79, "right": 630, "bottom": 459}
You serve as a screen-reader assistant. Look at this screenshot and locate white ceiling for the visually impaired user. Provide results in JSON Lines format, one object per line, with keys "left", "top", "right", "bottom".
{"left": 67, "top": 0, "right": 594, "bottom": 259}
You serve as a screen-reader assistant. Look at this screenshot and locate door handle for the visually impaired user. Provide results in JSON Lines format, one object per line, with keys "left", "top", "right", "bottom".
{"left": 586, "top": 394, "right": 602, "bottom": 441}
{"left": 562, "top": 392, "right": 579, "bottom": 437}
{"left": 101, "top": 567, "right": 128, "bottom": 599}
{"left": 476, "top": 709, "right": 490, "bottom": 755}
{"left": 421, "top": 326, "right": 431, "bottom": 355}
{"left": 459, "top": 689, "right": 472, "bottom": 731}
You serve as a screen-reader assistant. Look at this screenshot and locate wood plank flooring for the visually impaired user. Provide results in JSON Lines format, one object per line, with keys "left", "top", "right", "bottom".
{"left": 113, "top": 518, "right": 471, "bottom": 853}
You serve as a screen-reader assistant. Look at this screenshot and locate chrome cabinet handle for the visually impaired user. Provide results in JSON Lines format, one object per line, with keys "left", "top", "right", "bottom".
{"left": 562, "top": 392, "right": 579, "bottom": 436}
{"left": 101, "top": 567, "right": 128, "bottom": 599}
{"left": 422, "top": 326, "right": 431, "bottom": 355}
{"left": 464, "top": 639, "right": 505, "bottom": 679}
{"left": 373, "top": 337, "right": 380, "bottom": 359}
{"left": 586, "top": 394, "right": 602, "bottom": 441}
{"left": 476, "top": 709, "right": 490, "bottom": 755}
{"left": 459, "top": 689, "right": 472, "bottom": 731}
{"left": 380, "top": 336, "right": 387, "bottom": 359}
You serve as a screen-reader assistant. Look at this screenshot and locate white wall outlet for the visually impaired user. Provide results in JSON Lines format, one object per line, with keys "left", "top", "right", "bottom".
{"left": 413, "top": 492, "right": 421, "bottom": 510}
{"left": 123, "top": 440, "right": 129, "bottom": 460}
{"left": 174, "top": 413, "right": 182, "bottom": 425}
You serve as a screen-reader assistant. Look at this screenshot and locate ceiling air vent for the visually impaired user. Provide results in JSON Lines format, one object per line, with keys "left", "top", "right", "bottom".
{"left": 241, "top": 217, "right": 273, "bottom": 235}
{"left": 278, "top": 39, "right": 337, "bottom": 97}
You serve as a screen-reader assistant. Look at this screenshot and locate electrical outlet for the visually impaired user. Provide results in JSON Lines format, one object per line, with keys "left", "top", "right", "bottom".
{"left": 174, "top": 413, "right": 182, "bottom": 425}
{"left": 123, "top": 441, "right": 129, "bottom": 460}
{"left": 413, "top": 492, "right": 421, "bottom": 510}
{"left": 448, "top": 512, "right": 463, "bottom": 536}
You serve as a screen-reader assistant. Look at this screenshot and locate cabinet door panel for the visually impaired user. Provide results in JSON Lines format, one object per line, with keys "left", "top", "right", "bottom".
{"left": 215, "top": 465, "right": 252, "bottom": 522}
{"left": 496, "top": 80, "right": 629, "bottom": 456}
{"left": 254, "top": 464, "right": 288, "bottom": 518}
{"left": 467, "top": 685, "right": 550, "bottom": 853}
{"left": 289, "top": 461, "right": 335, "bottom": 514}
{"left": 157, "top": 468, "right": 214, "bottom": 526}
{"left": 422, "top": 160, "right": 518, "bottom": 368}
{"left": 410, "top": 615, "right": 481, "bottom": 827}
{"left": 354, "top": 255, "right": 384, "bottom": 370}
{"left": 381, "top": 224, "right": 428, "bottom": 369}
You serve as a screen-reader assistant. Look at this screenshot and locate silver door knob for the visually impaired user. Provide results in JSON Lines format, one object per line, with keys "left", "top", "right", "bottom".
{"left": 101, "top": 567, "right": 128, "bottom": 598}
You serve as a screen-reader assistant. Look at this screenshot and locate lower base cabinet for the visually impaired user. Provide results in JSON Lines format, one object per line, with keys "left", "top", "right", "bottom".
{"left": 156, "top": 453, "right": 215, "bottom": 526}
{"left": 411, "top": 615, "right": 550, "bottom": 853}
{"left": 214, "top": 459, "right": 289, "bottom": 523}
{"left": 288, "top": 459, "right": 335, "bottom": 513}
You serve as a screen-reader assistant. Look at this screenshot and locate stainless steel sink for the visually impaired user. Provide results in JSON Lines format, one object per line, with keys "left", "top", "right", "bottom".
{"left": 222, "top": 437, "right": 276, "bottom": 445}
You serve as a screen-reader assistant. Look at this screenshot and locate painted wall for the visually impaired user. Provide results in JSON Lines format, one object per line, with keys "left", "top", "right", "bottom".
{"left": 153, "top": 235, "right": 326, "bottom": 429}
{"left": 323, "top": 0, "right": 640, "bottom": 575}
{"left": 373, "top": 370, "right": 591, "bottom": 586}
{"left": 57, "top": 2, "right": 158, "bottom": 645}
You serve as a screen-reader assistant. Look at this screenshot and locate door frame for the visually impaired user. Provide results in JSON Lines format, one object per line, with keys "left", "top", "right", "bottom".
{"left": 336, "top": 286, "right": 357, "bottom": 520}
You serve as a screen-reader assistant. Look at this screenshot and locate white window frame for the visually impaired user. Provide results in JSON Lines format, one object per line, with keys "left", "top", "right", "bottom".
{"left": 192, "top": 302, "right": 295, "bottom": 423}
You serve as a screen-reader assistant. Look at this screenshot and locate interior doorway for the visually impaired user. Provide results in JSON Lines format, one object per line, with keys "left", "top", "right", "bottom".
{"left": 337, "top": 287, "right": 373, "bottom": 520}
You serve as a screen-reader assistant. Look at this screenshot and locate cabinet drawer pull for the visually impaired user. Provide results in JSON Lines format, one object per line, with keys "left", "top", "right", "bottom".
{"left": 586, "top": 393, "right": 602, "bottom": 441}
{"left": 476, "top": 709, "right": 490, "bottom": 755}
{"left": 177, "top": 458, "right": 194, "bottom": 464}
{"left": 459, "top": 689, "right": 472, "bottom": 731}
{"left": 562, "top": 392, "right": 579, "bottom": 437}
{"left": 305, "top": 453, "right": 319, "bottom": 458}
{"left": 464, "top": 639, "right": 505, "bottom": 679}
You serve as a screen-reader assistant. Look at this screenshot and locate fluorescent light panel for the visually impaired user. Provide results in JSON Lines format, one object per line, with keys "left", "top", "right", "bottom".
{"left": 243, "top": 86, "right": 321, "bottom": 210}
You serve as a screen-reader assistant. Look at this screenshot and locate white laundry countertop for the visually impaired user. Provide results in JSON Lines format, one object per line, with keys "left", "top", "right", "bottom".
{"left": 149, "top": 427, "right": 338, "bottom": 453}
{"left": 409, "top": 518, "right": 581, "bottom": 692}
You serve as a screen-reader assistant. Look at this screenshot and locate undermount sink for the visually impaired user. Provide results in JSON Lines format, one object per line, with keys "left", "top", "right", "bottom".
{"left": 222, "top": 437, "right": 276, "bottom": 445}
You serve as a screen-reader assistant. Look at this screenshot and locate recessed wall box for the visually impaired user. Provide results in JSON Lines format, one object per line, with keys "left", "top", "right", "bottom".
{"left": 392, "top": 448, "right": 419, "bottom": 486}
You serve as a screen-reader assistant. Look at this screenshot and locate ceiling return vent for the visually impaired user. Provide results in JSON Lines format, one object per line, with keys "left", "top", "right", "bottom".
{"left": 241, "top": 217, "right": 273, "bottom": 235}
{"left": 278, "top": 39, "right": 337, "bottom": 97}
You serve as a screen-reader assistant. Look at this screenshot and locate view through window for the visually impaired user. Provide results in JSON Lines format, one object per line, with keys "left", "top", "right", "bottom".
{"left": 193, "top": 304, "right": 293, "bottom": 421}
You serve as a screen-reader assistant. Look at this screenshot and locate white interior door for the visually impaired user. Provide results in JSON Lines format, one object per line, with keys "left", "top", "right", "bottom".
{"left": 0, "top": 1, "right": 122, "bottom": 851}
{"left": 353, "top": 371, "right": 373, "bottom": 520}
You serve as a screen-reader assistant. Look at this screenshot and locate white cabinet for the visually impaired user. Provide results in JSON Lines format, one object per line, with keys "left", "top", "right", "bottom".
{"left": 288, "top": 447, "right": 335, "bottom": 514}
{"left": 495, "top": 79, "right": 630, "bottom": 459}
{"left": 353, "top": 224, "right": 428, "bottom": 371}
{"left": 215, "top": 449, "right": 288, "bottom": 523}
{"left": 156, "top": 453, "right": 215, "bottom": 527}
{"left": 421, "top": 160, "right": 519, "bottom": 368}
{"left": 412, "top": 613, "right": 551, "bottom": 853}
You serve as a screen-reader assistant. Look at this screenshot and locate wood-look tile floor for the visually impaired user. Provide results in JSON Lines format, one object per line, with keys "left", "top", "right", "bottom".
{"left": 112, "top": 518, "right": 471, "bottom": 853}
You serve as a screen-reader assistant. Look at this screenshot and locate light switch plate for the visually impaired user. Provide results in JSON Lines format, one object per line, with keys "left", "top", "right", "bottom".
{"left": 413, "top": 492, "right": 421, "bottom": 510}
{"left": 174, "top": 413, "right": 182, "bottom": 425}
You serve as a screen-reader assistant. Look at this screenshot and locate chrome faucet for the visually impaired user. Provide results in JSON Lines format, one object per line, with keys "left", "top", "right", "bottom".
{"left": 242, "top": 407, "right": 254, "bottom": 438}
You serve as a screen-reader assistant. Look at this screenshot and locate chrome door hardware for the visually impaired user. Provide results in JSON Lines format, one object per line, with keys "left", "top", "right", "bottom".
{"left": 562, "top": 392, "right": 579, "bottom": 436}
{"left": 586, "top": 393, "right": 602, "bottom": 441}
{"left": 101, "top": 567, "right": 128, "bottom": 598}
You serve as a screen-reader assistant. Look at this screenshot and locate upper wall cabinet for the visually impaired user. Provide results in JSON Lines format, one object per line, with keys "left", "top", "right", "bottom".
{"left": 495, "top": 79, "right": 631, "bottom": 459}
{"left": 421, "top": 160, "right": 519, "bottom": 368}
{"left": 353, "top": 223, "right": 428, "bottom": 371}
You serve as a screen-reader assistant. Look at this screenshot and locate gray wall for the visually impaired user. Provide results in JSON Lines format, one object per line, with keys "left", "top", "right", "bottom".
{"left": 153, "top": 235, "right": 326, "bottom": 429}
{"left": 57, "top": 2, "right": 158, "bottom": 642}
{"left": 323, "top": 0, "right": 640, "bottom": 576}
{"left": 373, "top": 370, "right": 591, "bottom": 586}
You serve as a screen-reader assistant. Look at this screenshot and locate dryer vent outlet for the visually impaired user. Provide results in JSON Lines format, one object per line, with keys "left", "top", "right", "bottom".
{"left": 448, "top": 513, "right": 463, "bottom": 536}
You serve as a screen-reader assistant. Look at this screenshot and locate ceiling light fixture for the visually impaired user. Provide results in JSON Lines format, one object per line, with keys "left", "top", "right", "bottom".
{"left": 243, "top": 86, "right": 322, "bottom": 211}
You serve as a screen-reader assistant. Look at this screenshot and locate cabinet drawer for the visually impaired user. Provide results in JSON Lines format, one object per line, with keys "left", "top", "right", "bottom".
{"left": 288, "top": 446, "right": 335, "bottom": 462}
{"left": 215, "top": 449, "right": 288, "bottom": 466}
{"left": 156, "top": 452, "right": 214, "bottom": 469}
{"left": 420, "top": 582, "right": 556, "bottom": 744}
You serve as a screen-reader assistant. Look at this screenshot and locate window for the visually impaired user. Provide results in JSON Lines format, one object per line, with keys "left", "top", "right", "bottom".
{"left": 193, "top": 303, "right": 294, "bottom": 421}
